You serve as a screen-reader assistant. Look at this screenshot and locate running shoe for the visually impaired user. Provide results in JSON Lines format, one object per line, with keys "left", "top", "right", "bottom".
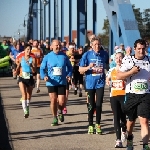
{"left": 74, "top": 90, "right": 77, "bottom": 95}
{"left": 126, "top": 140, "right": 134, "bottom": 150}
{"left": 51, "top": 118, "right": 58, "bottom": 126}
{"left": 26, "top": 106, "right": 29, "bottom": 116}
{"left": 121, "top": 132, "right": 127, "bottom": 142}
{"left": 115, "top": 139, "right": 123, "bottom": 148}
{"left": 24, "top": 110, "right": 29, "bottom": 118}
{"left": 79, "top": 93, "right": 82, "bottom": 97}
{"left": 36, "top": 89, "right": 40, "bottom": 93}
{"left": 62, "top": 107, "right": 67, "bottom": 114}
{"left": 143, "top": 145, "right": 150, "bottom": 150}
{"left": 88, "top": 125, "right": 94, "bottom": 134}
{"left": 95, "top": 124, "right": 102, "bottom": 134}
{"left": 58, "top": 114, "right": 64, "bottom": 122}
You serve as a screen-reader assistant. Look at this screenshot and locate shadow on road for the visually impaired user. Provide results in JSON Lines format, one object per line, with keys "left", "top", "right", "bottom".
{"left": 0, "top": 95, "right": 13, "bottom": 150}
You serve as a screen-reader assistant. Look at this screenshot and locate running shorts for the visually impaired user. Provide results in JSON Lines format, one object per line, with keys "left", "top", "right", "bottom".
{"left": 47, "top": 85, "right": 66, "bottom": 95}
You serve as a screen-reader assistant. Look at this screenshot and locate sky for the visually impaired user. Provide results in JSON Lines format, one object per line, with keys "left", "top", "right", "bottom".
{"left": 0, "top": 0, "right": 149, "bottom": 40}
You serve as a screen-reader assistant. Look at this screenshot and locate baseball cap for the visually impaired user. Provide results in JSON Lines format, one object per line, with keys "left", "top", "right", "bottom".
{"left": 120, "top": 43, "right": 124, "bottom": 46}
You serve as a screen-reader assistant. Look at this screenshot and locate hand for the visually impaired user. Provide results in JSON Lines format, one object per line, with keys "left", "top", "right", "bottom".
{"left": 66, "top": 76, "right": 71, "bottom": 81}
{"left": 89, "top": 63, "right": 95, "bottom": 68}
{"left": 106, "top": 80, "right": 110, "bottom": 86}
{"left": 131, "top": 66, "right": 140, "bottom": 75}
{"left": 44, "top": 76, "right": 48, "bottom": 82}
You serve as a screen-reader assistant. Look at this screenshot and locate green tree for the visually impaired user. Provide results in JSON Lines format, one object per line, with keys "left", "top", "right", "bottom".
{"left": 132, "top": 4, "right": 144, "bottom": 38}
{"left": 143, "top": 9, "right": 150, "bottom": 40}
{"left": 98, "top": 17, "right": 109, "bottom": 47}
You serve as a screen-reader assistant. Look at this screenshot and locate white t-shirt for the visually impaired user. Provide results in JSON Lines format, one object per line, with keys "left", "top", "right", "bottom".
{"left": 119, "top": 55, "right": 150, "bottom": 94}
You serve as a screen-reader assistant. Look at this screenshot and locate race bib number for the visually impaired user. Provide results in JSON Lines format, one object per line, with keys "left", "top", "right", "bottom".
{"left": 22, "top": 72, "right": 30, "bottom": 79}
{"left": 112, "top": 80, "right": 125, "bottom": 90}
{"left": 134, "top": 82, "right": 148, "bottom": 93}
{"left": 92, "top": 66, "right": 103, "bottom": 76}
{"left": 53, "top": 67, "right": 62, "bottom": 76}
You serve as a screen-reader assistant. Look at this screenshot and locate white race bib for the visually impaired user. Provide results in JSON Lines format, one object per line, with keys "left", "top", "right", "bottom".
{"left": 111, "top": 80, "right": 125, "bottom": 90}
{"left": 133, "top": 80, "right": 148, "bottom": 94}
{"left": 92, "top": 66, "right": 103, "bottom": 76}
{"left": 22, "top": 72, "right": 30, "bottom": 79}
{"left": 53, "top": 67, "right": 62, "bottom": 76}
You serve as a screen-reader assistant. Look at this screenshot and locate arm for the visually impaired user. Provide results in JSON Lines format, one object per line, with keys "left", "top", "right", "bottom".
{"left": 79, "top": 66, "right": 90, "bottom": 74}
{"left": 116, "top": 69, "right": 134, "bottom": 80}
{"left": 30, "top": 58, "right": 37, "bottom": 73}
{"left": 105, "top": 68, "right": 112, "bottom": 86}
{"left": 40, "top": 55, "right": 48, "bottom": 80}
{"left": 9, "top": 51, "right": 15, "bottom": 62}
{"left": 116, "top": 59, "right": 140, "bottom": 80}
{"left": 78, "top": 53, "right": 90, "bottom": 74}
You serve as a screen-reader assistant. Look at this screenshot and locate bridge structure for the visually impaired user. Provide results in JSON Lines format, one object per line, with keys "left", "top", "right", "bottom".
{"left": 26, "top": 0, "right": 140, "bottom": 55}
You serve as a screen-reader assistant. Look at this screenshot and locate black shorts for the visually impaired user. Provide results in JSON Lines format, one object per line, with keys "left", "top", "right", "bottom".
{"left": 47, "top": 85, "right": 66, "bottom": 95}
{"left": 12, "top": 62, "right": 17, "bottom": 70}
{"left": 36, "top": 67, "right": 40, "bottom": 74}
{"left": 124, "top": 93, "right": 150, "bottom": 121}
{"left": 66, "top": 81, "right": 69, "bottom": 90}
{"left": 73, "top": 70, "right": 83, "bottom": 85}
{"left": 19, "top": 76, "right": 34, "bottom": 87}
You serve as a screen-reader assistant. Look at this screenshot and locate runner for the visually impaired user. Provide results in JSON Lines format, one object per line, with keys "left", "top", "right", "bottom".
{"left": 117, "top": 39, "right": 150, "bottom": 150}
{"left": 79, "top": 37, "right": 109, "bottom": 134}
{"left": 40, "top": 39, "right": 72, "bottom": 126}
{"left": 15, "top": 44, "right": 36, "bottom": 118}
{"left": 9, "top": 42, "right": 22, "bottom": 79}
{"left": 73, "top": 46, "right": 84, "bottom": 97}
{"left": 31, "top": 40, "right": 44, "bottom": 93}
{"left": 106, "top": 51, "right": 127, "bottom": 148}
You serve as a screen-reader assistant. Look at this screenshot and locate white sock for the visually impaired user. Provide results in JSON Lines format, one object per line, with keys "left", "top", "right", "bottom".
{"left": 22, "top": 100, "right": 27, "bottom": 112}
{"left": 27, "top": 100, "right": 30, "bottom": 107}
{"left": 75, "top": 88, "right": 77, "bottom": 90}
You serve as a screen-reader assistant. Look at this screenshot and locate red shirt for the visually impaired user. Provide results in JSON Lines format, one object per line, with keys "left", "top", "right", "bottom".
{"left": 16, "top": 51, "right": 35, "bottom": 60}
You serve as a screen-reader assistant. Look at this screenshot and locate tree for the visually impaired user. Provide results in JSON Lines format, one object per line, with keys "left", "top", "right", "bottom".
{"left": 98, "top": 17, "right": 109, "bottom": 47}
{"left": 142, "top": 9, "right": 150, "bottom": 39}
{"left": 132, "top": 4, "right": 144, "bottom": 38}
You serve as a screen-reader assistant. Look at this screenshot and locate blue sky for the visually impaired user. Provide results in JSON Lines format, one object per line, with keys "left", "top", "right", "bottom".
{"left": 0, "top": 0, "right": 149, "bottom": 39}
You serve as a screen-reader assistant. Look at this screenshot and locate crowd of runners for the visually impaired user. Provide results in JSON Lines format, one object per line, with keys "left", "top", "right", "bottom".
{"left": 1, "top": 36, "right": 150, "bottom": 150}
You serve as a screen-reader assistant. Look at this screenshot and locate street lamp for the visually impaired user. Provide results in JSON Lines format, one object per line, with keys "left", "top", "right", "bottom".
{"left": 41, "top": 0, "right": 49, "bottom": 6}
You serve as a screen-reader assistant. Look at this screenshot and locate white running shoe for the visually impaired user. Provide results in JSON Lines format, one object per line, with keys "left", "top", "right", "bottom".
{"left": 115, "top": 139, "right": 123, "bottom": 148}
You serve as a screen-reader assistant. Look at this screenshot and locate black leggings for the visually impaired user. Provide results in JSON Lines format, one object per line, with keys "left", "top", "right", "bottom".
{"left": 87, "top": 87, "right": 104, "bottom": 126}
{"left": 110, "top": 95, "right": 126, "bottom": 140}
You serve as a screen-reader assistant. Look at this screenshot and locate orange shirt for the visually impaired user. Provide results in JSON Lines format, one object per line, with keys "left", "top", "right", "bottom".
{"left": 110, "top": 68, "right": 125, "bottom": 96}
{"left": 31, "top": 48, "right": 43, "bottom": 67}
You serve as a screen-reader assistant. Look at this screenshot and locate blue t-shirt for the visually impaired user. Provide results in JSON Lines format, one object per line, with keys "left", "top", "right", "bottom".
{"left": 79, "top": 49, "right": 108, "bottom": 89}
{"left": 11, "top": 49, "right": 22, "bottom": 59}
{"left": 40, "top": 51, "right": 73, "bottom": 86}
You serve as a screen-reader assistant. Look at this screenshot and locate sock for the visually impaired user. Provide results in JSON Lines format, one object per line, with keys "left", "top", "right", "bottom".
{"left": 79, "top": 88, "right": 82, "bottom": 93}
{"left": 75, "top": 88, "right": 77, "bottom": 91}
{"left": 27, "top": 100, "right": 29, "bottom": 106}
{"left": 87, "top": 103, "right": 88, "bottom": 108}
{"left": 127, "top": 134, "right": 133, "bottom": 140}
{"left": 22, "top": 100, "right": 27, "bottom": 112}
{"left": 58, "top": 109, "right": 62, "bottom": 114}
